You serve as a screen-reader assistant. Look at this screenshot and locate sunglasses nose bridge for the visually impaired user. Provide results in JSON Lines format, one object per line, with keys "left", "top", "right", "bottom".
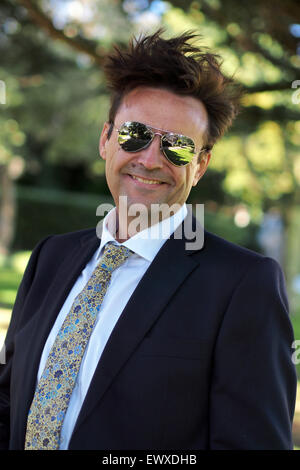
{"left": 152, "top": 131, "right": 163, "bottom": 136}
{"left": 136, "top": 131, "right": 164, "bottom": 169}
{"left": 152, "top": 130, "right": 165, "bottom": 150}
{"left": 144, "top": 130, "right": 163, "bottom": 150}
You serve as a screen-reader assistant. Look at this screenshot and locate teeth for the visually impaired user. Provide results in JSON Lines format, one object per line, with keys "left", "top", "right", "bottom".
{"left": 131, "top": 175, "right": 162, "bottom": 185}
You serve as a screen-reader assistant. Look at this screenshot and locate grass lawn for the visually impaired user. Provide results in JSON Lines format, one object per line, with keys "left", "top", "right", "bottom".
{"left": 0, "top": 268, "right": 22, "bottom": 307}
{"left": 0, "top": 252, "right": 30, "bottom": 346}
{"left": 1, "top": 251, "right": 300, "bottom": 449}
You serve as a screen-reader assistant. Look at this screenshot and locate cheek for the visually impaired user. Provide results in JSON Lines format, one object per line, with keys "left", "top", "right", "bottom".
{"left": 182, "top": 168, "right": 195, "bottom": 188}
{"left": 105, "top": 145, "right": 122, "bottom": 174}
{"left": 188, "top": 162, "right": 201, "bottom": 187}
{"left": 192, "top": 172, "right": 199, "bottom": 186}
{"left": 105, "top": 148, "right": 134, "bottom": 187}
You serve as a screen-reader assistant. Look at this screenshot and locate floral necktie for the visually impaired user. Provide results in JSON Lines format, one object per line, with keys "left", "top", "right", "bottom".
{"left": 24, "top": 242, "right": 131, "bottom": 450}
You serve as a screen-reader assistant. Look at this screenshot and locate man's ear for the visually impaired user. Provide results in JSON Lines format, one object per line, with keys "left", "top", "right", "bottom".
{"left": 99, "top": 122, "right": 111, "bottom": 160}
{"left": 192, "top": 151, "right": 211, "bottom": 187}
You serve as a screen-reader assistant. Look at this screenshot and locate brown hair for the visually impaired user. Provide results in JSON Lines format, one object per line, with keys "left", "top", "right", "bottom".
{"left": 103, "top": 29, "right": 242, "bottom": 150}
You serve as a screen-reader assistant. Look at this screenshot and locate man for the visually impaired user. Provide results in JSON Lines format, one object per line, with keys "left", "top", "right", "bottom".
{"left": 0, "top": 30, "right": 297, "bottom": 450}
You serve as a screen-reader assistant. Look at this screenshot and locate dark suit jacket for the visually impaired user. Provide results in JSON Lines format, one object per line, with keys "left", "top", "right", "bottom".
{"left": 0, "top": 218, "right": 297, "bottom": 450}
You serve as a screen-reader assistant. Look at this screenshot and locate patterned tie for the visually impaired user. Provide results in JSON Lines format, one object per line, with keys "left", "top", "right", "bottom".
{"left": 24, "top": 242, "right": 131, "bottom": 450}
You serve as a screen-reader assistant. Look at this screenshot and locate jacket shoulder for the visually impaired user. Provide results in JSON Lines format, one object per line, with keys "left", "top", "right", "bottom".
{"left": 203, "top": 230, "right": 264, "bottom": 261}
{"left": 30, "top": 228, "right": 98, "bottom": 271}
{"left": 38, "top": 227, "right": 97, "bottom": 251}
{"left": 200, "top": 229, "right": 283, "bottom": 281}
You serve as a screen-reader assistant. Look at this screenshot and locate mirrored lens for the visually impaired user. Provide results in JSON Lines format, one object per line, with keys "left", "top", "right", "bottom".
{"left": 162, "top": 134, "right": 195, "bottom": 166}
{"left": 118, "top": 122, "right": 153, "bottom": 152}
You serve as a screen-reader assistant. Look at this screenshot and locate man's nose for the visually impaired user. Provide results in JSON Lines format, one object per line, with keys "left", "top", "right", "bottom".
{"left": 136, "top": 135, "right": 164, "bottom": 169}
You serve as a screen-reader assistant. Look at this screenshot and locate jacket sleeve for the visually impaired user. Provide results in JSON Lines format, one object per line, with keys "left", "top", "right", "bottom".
{"left": 209, "top": 256, "right": 297, "bottom": 450}
{"left": 0, "top": 236, "right": 52, "bottom": 449}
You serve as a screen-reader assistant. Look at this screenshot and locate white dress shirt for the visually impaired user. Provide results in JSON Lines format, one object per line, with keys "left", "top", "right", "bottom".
{"left": 37, "top": 203, "right": 187, "bottom": 449}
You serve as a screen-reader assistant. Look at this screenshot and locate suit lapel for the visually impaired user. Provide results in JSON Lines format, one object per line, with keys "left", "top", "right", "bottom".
{"left": 31, "top": 231, "right": 100, "bottom": 362}
{"left": 72, "top": 214, "right": 204, "bottom": 439}
{"left": 19, "top": 230, "right": 100, "bottom": 440}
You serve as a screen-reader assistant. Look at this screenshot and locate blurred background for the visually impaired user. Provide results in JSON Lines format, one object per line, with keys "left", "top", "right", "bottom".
{"left": 0, "top": 0, "right": 300, "bottom": 446}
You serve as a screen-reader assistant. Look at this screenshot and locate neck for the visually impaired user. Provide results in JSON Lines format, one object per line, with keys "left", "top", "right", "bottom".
{"left": 114, "top": 202, "right": 184, "bottom": 242}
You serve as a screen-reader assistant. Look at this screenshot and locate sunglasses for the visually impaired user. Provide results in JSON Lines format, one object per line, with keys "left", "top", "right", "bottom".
{"left": 113, "top": 121, "right": 208, "bottom": 167}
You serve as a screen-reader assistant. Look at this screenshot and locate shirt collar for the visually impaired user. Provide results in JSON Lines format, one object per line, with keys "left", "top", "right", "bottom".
{"left": 96, "top": 203, "right": 187, "bottom": 263}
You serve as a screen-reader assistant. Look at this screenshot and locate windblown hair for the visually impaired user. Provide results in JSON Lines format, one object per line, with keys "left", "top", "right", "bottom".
{"left": 103, "top": 29, "right": 243, "bottom": 150}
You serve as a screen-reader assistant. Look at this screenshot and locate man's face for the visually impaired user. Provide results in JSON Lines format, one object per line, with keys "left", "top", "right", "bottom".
{"left": 99, "top": 87, "right": 210, "bottom": 216}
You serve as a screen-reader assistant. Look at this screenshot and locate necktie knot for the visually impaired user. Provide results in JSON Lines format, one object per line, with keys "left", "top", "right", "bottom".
{"left": 99, "top": 242, "right": 131, "bottom": 273}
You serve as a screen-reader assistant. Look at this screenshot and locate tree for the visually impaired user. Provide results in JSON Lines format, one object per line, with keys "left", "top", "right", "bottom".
{"left": 1, "top": 0, "right": 300, "bottom": 293}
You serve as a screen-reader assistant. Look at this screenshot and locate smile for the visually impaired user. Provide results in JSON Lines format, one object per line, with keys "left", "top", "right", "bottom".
{"left": 131, "top": 175, "right": 164, "bottom": 185}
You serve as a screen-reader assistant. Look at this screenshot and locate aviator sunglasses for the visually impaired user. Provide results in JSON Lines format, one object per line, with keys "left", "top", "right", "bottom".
{"left": 112, "top": 121, "right": 208, "bottom": 167}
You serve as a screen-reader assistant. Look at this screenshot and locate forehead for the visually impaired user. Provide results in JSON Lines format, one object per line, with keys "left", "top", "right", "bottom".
{"left": 115, "top": 87, "right": 208, "bottom": 142}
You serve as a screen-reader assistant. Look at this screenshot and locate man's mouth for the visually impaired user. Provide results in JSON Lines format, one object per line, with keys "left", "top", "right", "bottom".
{"left": 130, "top": 174, "right": 164, "bottom": 185}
